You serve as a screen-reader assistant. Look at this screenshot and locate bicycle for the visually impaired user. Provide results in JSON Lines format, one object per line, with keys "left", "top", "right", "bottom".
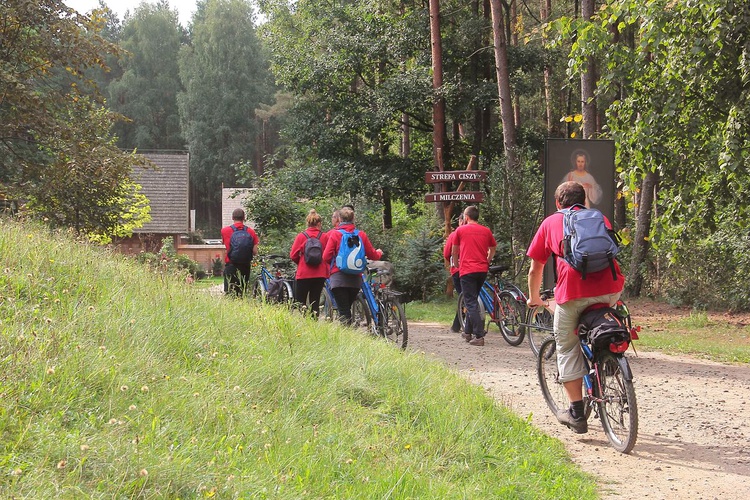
{"left": 252, "top": 254, "right": 295, "bottom": 304}
{"left": 537, "top": 300, "right": 640, "bottom": 453}
{"left": 357, "top": 265, "right": 408, "bottom": 349}
{"left": 525, "top": 288, "right": 555, "bottom": 357}
{"left": 457, "top": 264, "right": 527, "bottom": 345}
{"left": 319, "top": 278, "right": 369, "bottom": 327}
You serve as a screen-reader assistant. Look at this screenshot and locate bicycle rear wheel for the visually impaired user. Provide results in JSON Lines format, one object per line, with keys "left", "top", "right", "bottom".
{"left": 381, "top": 297, "right": 408, "bottom": 349}
{"left": 279, "top": 280, "right": 293, "bottom": 304}
{"left": 458, "top": 293, "right": 486, "bottom": 333}
{"left": 597, "top": 352, "right": 638, "bottom": 453}
{"left": 497, "top": 291, "right": 525, "bottom": 346}
{"left": 527, "top": 306, "right": 554, "bottom": 357}
{"left": 252, "top": 278, "right": 266, "bottom": 300}
{"left": 537, "top": 338, "right": 591, "bottom": 419}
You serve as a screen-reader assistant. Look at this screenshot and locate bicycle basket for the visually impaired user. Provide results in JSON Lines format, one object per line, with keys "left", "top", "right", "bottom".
{"left": 576, "top": 305, "right": 631, "bottom": 353}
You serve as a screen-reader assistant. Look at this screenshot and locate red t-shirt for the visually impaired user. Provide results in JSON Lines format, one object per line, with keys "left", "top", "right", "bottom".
{"left": 526, "top": 211, "right": 624, "bottom": 304}
{"left": 220, "top": 222, "right": 259, "bottom": 264}
{"left": 289, "top": 227, "right": 329, "bottom": 279}
{"left": 443, "top": 230, "right": 459, "bottom": 276}
{"left": 453, "top": 222, "right": 497, "bottom": 276}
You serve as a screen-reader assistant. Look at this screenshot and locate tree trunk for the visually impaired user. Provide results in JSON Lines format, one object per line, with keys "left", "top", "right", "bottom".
{"left": 489, "top": 0, "right": 517, "bottom": 165}
{"left": 625, "top": 170, "right": 659, "bottom": 297}
{"left": 429, "top": 0, "right": 446, "bottom": 174}
{"left": 581, "top": 0, "right": 597, "bottom": 139}
{"left": 541, "top": 0, "right": 553, "bottom": 136}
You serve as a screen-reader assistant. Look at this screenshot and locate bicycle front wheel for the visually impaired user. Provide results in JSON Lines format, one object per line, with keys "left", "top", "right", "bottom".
{"left": 527, "top": 306, "right": 554, "bottom": 357}
{"left": 280, "top": 280, "right": 294, "bottom": 304}
{"left": 252, "top": 278, "right": 266, "bottom": 300}
{"left": 497, "top": 291, "right": 525, "bottom": 346}
{"left": 597, "top": 352, "right": 638, "bottom": 454}
{"left": 381, "top": 297, "right": 408, "bottom": 349}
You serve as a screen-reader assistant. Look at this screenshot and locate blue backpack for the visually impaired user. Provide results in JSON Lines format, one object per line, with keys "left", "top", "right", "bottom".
{"left": 335, "top": 229, "right": 367, "bottom": 274}
{"left": 228, "top": 226, "right": 254, "bottom": 266}
{"left": 559, "top": 204, "right": 620, "bottom": 280}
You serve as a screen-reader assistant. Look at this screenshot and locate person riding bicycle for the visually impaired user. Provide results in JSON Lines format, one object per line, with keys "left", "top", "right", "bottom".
{"left": 526, "top": 181, "right": 624, "bottom": 434}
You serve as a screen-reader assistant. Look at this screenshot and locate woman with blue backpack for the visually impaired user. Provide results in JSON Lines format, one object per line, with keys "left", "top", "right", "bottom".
{"left": 290, "top": 209, "right": 329, "bottom": 318}
{"left": 322, "top": 206, "right": 383, "bottom": 325}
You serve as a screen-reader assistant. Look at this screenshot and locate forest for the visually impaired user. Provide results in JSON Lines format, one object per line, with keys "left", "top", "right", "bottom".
{"left": 1, "top": 0, "right": 749, "bottom": 309}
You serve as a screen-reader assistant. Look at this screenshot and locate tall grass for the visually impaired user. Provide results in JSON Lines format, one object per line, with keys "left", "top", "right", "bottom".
{"left": 0, "top": 219, "right": 596, "bottom": 498}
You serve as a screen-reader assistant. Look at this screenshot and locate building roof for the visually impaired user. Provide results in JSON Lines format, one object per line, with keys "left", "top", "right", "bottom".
{"left": 131, "top": 152, "right": 189, "bottom": 233}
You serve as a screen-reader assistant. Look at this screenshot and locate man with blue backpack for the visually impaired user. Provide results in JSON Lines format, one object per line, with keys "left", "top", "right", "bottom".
{"left": 221, "top": 208, "right": 259, "bottom": 297}
{"left": 526, "top": 181, "right": 624, "bottom": 434}
{"left": 322, "top": 205, "right": 382, "bottom": 325}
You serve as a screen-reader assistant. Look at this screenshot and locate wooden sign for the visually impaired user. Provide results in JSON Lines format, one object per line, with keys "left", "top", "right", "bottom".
{"left": 424, "top": 170, "right": 488, "bottom": 183}
{"left": 424, "top": 191, "right": 484, "bottom": 203}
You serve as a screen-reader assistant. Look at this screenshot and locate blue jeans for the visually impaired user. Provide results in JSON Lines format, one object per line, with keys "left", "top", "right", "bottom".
{"left": 460, "top": 272, "right": 487, "bottom": 337}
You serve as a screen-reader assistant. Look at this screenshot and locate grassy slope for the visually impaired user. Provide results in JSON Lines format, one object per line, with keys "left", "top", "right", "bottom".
{"left": 0, "top": 220, "right": 596, "bottom": 498}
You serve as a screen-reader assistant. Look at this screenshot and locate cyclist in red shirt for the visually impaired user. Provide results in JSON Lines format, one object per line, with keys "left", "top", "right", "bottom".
{"left": 451, "top": 205, "right": 497, "bottom": 346}
{"left": 526, "top": 181, "right": 624, "bottom": 434}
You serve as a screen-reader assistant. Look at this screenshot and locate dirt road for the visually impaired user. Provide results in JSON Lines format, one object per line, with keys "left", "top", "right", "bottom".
{"left": 406, "top": 317, "right": 750, "bottom": 499}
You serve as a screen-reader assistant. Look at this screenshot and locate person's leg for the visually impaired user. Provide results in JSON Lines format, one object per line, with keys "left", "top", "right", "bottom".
{"left": 451, "top": 272, "right": 462, "bottom": 332}
{"left": 332, "top": 287, "right": 354, "bottom": 324}
{"left": 460, "top": 273, "right": 485, "bottom": 338}
{"left": 307, "top": 278, "right": 326, "bottom": 319}
{"left": 238, "top": 266, "right": 252, "bottom": 297}
{"left": 224, "top": 263, "right": 241, "bottom": 297}
{"left": 295, "top": 278, "right": 313, "bottom": 308}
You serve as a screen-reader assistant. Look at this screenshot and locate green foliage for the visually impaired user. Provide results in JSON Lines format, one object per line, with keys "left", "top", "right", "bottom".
{"left": 0, "top": 218, "right": 598, "bottom": 498}
{"left": 397, "top": 219, "right": 447, "bottom": 303}
{"left": 108, "top": 1, "right": 185, "bottom": 149}
{"left": 653, "top": 229, "right": 750, "bottom": 311}
{"left": 178, "top": 0, "right": 273, "bottom": 211}
{"left": 135, "top": 236, "right": 204, "bottom": 279}
{"left": 242, "top": 175, "right": 305, "bottom": 239}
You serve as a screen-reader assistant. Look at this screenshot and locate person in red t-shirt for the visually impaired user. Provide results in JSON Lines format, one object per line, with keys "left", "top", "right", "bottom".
{"left": 526, "top": 181, "right": 624, "bottom": 434}
{"left": 220, "top": 208, "right": 260, "bottom": 297}
{"left": 443, "top": 212, "right": 465, "bottom": 333}
{"left": 289, "top": 209, "right": 329, "bottom": 318}
{"left": 451, "top": 205, "right": 497, "bottom": 346}
{"left": 322, "top": 206, "right": 383, "bottom": 325}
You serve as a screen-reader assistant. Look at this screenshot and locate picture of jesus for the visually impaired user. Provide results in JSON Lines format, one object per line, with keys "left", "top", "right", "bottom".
{"left": 559, "top": 149, "right": 602, "bottom": 207}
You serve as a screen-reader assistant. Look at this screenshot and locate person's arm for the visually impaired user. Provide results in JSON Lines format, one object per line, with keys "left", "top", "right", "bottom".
{"left": 252, "top": 232, "right": 259, "bottom": 256}
{"left": 487, "top": 245, "right": 496, "bottom": 263}
{"left": 451, "top": 244, "right": 459, "bottom": 269}
{"left": 527, "top": 259, "right": 546, "bottom": 307}
{"left": 289, "top": 234, "right": 302, "bottom": 263}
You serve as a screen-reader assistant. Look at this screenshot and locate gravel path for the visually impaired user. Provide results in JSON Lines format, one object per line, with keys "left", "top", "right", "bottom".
{"left": 406, "top": 321, "right": 750, "bottom": 499}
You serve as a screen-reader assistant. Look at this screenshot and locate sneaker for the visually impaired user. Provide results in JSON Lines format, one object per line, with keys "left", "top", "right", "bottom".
{"left": 468, "top": 336, "right": 485, "bottom": 346}
{"left": 556, "top": 409, "right": 588, "bottom": 434}
{"left": 461, "top": 332, "right": 472, "bottom": 342}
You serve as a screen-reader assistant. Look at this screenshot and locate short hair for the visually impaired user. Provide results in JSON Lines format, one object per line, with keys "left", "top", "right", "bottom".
{"left": 342, "top": 203, "right": 354, "bottom": 211}
{"left": 464, "top": 205, "right": 479, "bottom": 222}
{"left": 555, "top": 181, "right": 586, "bottom": 208}
{"left": 306, "top": 209, "right": 322, "bottom": 227}
{"left": 232, "top": 208, "right": 245, "bottom": 221}
{"left": 339, "top": 206, "right": 354, "bottom": 223}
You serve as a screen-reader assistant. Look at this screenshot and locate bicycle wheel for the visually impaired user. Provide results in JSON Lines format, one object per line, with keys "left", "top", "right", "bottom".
{"left": 279, "top": 280, "right": 293, "bottom": 304}
{"left": 381, "top": 297, "right": 408, "bottom": 349}
{"left": 350, "top": 295, "right": 371, "bottom": 330}
{"left": 252, "top": 278, "right": 266, "bottom": 300}
{"left": 458, "top": 293, "right": 486, "bottom": 333}
{"left": 319, "top": 288, "right": 337, "bottom": 321}
{"left": 597, "top": 352, "right": 638, "bottom": 454}
{"left": 527, "top": 306, "right": 554, "bottom": 357}
{"left": 496, "top": 291, "right": 525, "bottom": 346}
{"left": 537, "top": 338, "right": 591, "bottom": 419}
{"left": 537, "top": 338, "right": 568, "bottom": 415}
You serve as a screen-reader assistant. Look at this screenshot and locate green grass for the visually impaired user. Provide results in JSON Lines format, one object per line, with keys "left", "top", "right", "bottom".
{"left": 0, "top": 219, "right": 596, "bottom": 498}
{"left": 406, "top": 296, "right": 458, "bottom": 324}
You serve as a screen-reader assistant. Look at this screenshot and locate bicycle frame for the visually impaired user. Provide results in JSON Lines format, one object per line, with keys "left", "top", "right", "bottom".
{"left": 360, "top": 272, "right": 380, "bottom": 328}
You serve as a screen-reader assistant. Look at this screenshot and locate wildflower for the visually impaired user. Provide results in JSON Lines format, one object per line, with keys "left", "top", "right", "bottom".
{"left": 57, "top": 460, "right": 67, "bottom": 469}
{"left": 108, "top": 418, "right": 118, "bottom": 424}
{"left": 11, "top": 468, "right": 22, "bottom": 476}
{"left": 88, "top": 305, "right": 95, "bottom": 311}
{"left": 129, "top": 405, "right": 137, "bottom": 411}
{"left": 404, "top": 444, "right": 412, "bottom": 450}
{"left": 120, "top": 385, "right": 128, "bottom": 392}
{"left": 80, "top": 444, "right": 90, "bottom": 451}
{"left": 141, "top": 386, "right": 149, "bottom": 393}
{"left": 46, "top": 366, "right": 55, "bottom": 375}
{"left": 139, "top": 469, "right": 148, "bottom": 477}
